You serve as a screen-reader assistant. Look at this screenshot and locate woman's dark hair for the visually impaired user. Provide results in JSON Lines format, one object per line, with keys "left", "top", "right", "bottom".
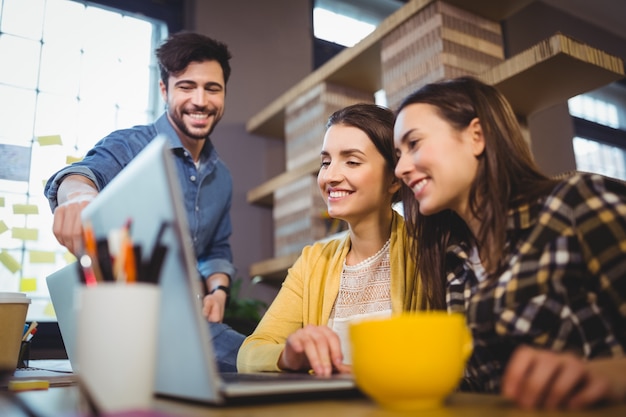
{"left": 327, "top": 103, "right": 400, "bottom": 203}
{"left": 156, "top": 31, "right": 232, "bottom": 88}
{"left": 396, "top": 76, "right": 558, "bottom": 309}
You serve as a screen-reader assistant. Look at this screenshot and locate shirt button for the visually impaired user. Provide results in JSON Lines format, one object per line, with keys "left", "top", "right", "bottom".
{"left": 190, "top": 175, "right": 196, "bottom": 181}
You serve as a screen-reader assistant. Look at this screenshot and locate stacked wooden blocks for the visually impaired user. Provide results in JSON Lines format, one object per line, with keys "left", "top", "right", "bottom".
{"left": 284, "top": 82, "right": 373, "bottom": 171}
{"left": 381, "top": 0, "right": 505, "bottom": 110}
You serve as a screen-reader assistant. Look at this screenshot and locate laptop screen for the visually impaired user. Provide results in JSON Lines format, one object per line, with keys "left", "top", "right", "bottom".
{"left": 80, "top": 136, "right": 224, "bottom": 403}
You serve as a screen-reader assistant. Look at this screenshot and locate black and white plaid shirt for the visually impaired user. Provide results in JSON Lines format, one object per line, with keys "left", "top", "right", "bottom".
{"left": 445, "top": 173, "right": 626, "bottom": 392}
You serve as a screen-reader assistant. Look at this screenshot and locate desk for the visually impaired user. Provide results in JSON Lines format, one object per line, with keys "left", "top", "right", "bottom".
{"left": 10, "top": 387, "right": 626, "bottom": 417}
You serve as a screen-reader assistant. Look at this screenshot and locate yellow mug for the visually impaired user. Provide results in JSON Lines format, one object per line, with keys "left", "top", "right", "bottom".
{"left": 349, "top": 312, "right": 472, "bottom": 411}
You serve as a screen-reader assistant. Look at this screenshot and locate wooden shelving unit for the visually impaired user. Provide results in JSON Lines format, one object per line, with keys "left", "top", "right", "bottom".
{"left": 246, "top": 159, "right": 319, "bottom": 207}
{"left": 246, "top": 0, "right": 625, "bottom": 281}
{"left": 249, "top": 253, "right": 301, "bottom": 281}
{"left": 479, "top": 33, "right": 625, "bottom": 115}
{"left": 245, "top": 0, "right": 535, "bottom": 141}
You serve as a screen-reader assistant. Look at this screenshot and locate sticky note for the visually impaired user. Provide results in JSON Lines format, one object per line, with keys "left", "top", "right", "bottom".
{"left": 29, "top": 250, "right": 55, "bottom": 263}
{"left": 13, "top": 204, "right": 39, "bottom": 215}
{"left": 12, "top": 227, "right": 38, "bottom": 241}
{"left": 0, "top": 196, "right": 4, "bottom": 207}
{"left": 0, "top": 220, "right": 8, "bottom": 235}
{"left": 66, "top": 155, "right": 83, "bottom": 164}
{"left": 20, "top": 277, "right": 37, "bottom": 292}
{"left": 0, "top": 250, "right": 21, "bottom": 273}
{"left": 36, "top": 135, "right": 63, "bottom": 146}
{"left": 63, "top": 251, "right": 76, "bottom": 264}
{"left": 8, "top": 380, "right": 50, "bottom": 391}
{"left": 43, "top": 301, "right": 56, "bottom": 317}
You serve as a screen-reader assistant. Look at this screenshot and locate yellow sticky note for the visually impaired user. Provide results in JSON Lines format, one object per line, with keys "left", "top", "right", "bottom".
{"left": 20, "top": 277, "right": 37, "bottom": 292}
{"left": 43, "top": 301, "right": 56, "bottom": 317}
{"left": 13, "top": 204, "right": 39, "bottom": 215}
{"left": 29, "top": 250, "right": 55, "bottom": 263}
{"left": 0, "top": 220, "right": 8, "bottom": 235}
{"left": 0, "top": 250, "right": 21, "bottom": 273}
{"left": 66, "top": 155, "right": 83, "bottom": 164}
{"left": 0, "top": 197, "right": 4, "bottom": 207}
{"left": 63, "top": 251, "right": 76, "bottom": 264}
{"left": 8, "top": 380, "right": 50, "bottom": 391}
{"left": 12, "top": 227, "right": 39, "bottom": 241}
{"left": 37, "top": 135, "right": 63, "bottom": 146}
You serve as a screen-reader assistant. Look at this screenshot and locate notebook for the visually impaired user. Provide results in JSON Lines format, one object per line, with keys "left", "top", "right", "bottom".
{"left": 76, "top": 135, "right": 357, "bottom": 405}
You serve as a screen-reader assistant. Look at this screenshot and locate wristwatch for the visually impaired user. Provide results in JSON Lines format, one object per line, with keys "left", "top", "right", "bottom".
{"left": 209, "top": 285, "right": 231, "bottom": 307}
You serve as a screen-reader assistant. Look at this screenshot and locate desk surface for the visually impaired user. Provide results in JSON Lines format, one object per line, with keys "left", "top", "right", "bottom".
{"left": 11, "top": 386, "right": 626, "bottom": 417}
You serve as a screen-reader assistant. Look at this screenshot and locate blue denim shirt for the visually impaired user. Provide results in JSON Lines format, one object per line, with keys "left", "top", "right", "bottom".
{"left": 44, "top": 113, "right": 236, "bottom": 282}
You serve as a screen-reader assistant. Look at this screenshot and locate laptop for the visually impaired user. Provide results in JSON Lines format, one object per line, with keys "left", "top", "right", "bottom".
{"left": 46, "top": 264, "right": 80, "bottom": 372}
{"left": 75, "top": 135, "right": 357, "bottom": 405}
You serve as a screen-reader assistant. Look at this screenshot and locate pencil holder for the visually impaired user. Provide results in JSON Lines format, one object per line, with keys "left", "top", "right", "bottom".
{"left": 76, "top": 282, "right": 161, "bottom": 412}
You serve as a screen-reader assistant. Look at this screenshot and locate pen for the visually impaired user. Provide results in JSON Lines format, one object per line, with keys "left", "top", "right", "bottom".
{"left": 22, "top": 321, "right": 38, "bottom": 342}
{"left": 146, "top": 221, "right": 170, "bottom": 283}
{"left": 83, "top": 222, "right": 104, "bottom": 282}
{"left": 79, "top": 254, "right": 98, "bottom": 287}
{"left": 96, "top": 238, "right": 115, "bottom": 282}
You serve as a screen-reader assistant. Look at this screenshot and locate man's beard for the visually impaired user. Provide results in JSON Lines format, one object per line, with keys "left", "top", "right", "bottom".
{"left": 170, "top": 109, "right": 220, "bottom": 140}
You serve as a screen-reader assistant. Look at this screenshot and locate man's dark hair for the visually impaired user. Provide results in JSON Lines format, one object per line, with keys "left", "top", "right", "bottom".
{"left": 156, "top": 31, "right": 232, "bottom": 88}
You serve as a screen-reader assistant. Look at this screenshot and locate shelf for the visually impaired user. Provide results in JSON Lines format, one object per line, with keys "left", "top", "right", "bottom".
{"left": 246, "top": 0, "right": 535, "bottom": 140}
{"left": 249, "top": 253, "right": 300, "bottom": 282}
{"left": 247, "top": 159, "right": 320, "bottom": 206}
{"left": 480, "top": 33, "right": 624, "bottom": 115}
{"left": 443, "top": 0, "right": 533, "bottom": 21}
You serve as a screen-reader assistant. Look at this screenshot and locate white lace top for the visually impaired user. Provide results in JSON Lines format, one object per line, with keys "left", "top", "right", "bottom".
{"left": 328, "top": 239, "right": 392, "bottom": 364}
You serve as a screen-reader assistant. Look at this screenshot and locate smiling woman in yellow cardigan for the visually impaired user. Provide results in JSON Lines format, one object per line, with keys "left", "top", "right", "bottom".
{"left": 237, "top": 104, "right": 425, "bottom": 376}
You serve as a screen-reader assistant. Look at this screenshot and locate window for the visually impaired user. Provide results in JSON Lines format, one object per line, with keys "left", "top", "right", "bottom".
{"left": 312, "top": 1, "right": 401, "bottom": 102}
{"left": 0, "top": 0, "right": 167, "bottom": 322}
{"left": 313, "top": 7, "right": 376, "bottom": 47}
{"left": 568, "top": 81, "right": 626, "bottom": 181}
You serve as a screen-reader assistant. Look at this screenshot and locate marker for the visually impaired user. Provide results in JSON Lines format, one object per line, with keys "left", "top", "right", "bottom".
{"left": 83, "top": 222, "right": 104, "bottom": 282}
{"left": 79, "top": 254, "right": 98, "bottom": 287}
{"left": 22, "top": 321, "right": 38, "bottom": 342}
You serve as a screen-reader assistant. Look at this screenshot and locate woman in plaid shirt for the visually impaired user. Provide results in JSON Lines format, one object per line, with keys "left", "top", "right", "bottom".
{"left": 393, "top": 76, "right": 626, "bottom": 410}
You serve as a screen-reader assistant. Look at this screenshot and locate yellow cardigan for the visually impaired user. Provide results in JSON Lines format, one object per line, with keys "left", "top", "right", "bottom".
{"left": 237, "top": 211, "right": 425, "bottom": 372}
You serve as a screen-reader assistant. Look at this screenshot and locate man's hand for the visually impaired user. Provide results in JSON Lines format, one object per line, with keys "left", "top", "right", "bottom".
{"left": 52, "top": 175, "right": 98, "bottom": 254}
{"left": 278, "top": 324, "right": 351, "bottom": 377}
{"left": 502, "top": 345, "right": 625, "bottom": 410}
{"left": 202, "top": 289, "right": 227, "bottom": 323}
{"left": 202, "top": 273, "right": 230, "bottom": 323}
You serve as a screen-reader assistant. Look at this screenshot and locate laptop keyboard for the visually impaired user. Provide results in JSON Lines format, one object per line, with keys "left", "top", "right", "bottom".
{"left": 221, "top": 372, "right": 352, "bottom": 383}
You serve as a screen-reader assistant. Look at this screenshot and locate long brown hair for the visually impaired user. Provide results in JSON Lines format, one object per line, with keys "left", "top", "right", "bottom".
{"left": 396, "top": 77, "right": 558, "bottom": 309}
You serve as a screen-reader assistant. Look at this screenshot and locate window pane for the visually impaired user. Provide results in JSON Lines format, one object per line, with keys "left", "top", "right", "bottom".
{"left": 118, "top": 16, "right": 154, "bottom": 67}
{"left": 43, "top": 0, "right": 86, "bottom": 48}
{"left": 0, "top": 34, "right": 41, "bottom": 88}
{"left": 0, "top": 0, "right": 45, "bottom": 40}
{"left": 573, "top": 137, "right": 626, "bottom": 181}
{"left": 0, "top": 85, "right": 36, "bottom": 144}
{"left": 39, "top": 42, "right": 82, "bottom": 95}
{"left": 34, "top": 92, "right": 80, "bottom": 146}
{"left": 313, "top": 7, "right": 375, "bottom": 47}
